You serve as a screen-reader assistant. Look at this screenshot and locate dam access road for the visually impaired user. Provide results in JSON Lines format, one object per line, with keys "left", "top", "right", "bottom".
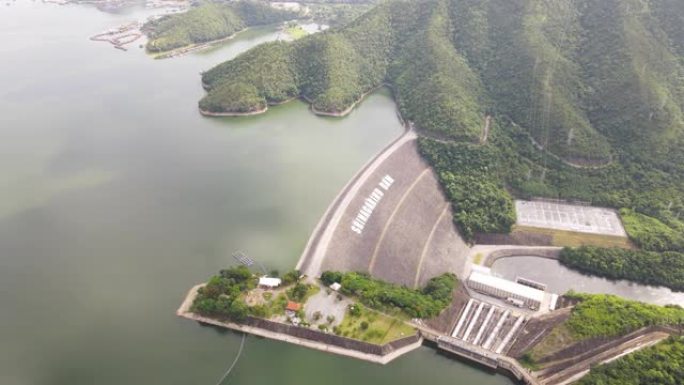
{"left": 296, "top": 127, "right": 470, "bottom": 288}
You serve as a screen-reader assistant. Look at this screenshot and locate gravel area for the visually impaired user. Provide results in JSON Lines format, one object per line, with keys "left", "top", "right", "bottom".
{"left": 304, "top": 286, "right": 352, "bottom": 327}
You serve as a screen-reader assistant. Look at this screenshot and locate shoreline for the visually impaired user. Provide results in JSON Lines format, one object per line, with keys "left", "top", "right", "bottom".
{"left": 149, "top": 29, "right": 244, "bottom": 60}
{"left": 201, "top": 84, "right": 388, "bottom": 119}
{"left": 199, "top": 106, "right": 268, "bottom": 117}
{"left": 197, "top": 96, "right": 299, "bottom": 117}
{"left": 306, "top": 85, "right": 383, "bottom": 117}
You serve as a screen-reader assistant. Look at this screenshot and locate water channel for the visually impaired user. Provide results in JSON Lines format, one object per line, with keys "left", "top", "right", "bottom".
{"left": 492, "top": 257, "right": 684, "bottom": 306}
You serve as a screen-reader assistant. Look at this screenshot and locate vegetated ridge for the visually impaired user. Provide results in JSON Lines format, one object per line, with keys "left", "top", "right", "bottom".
{"left": 199, "top": 0, "right": 684, "bottom": 240}
{"left": 200, "top": 0, "right": 684, "bottom": 160}
{"left": 320, "top": 271, "right": 457, "bottom": 319}
{"left": 523, "top": 293, "right": 684, "bottom": 365}
{"left": 575, "top": 336, "right": 684, "bottom": 385}
{"left": 143, "top": 1, "right": 300, "bottom": 53}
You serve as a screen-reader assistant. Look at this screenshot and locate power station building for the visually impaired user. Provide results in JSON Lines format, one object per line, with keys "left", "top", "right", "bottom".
{"left": 467, "top": 270, "right": 544, "bottom": 309}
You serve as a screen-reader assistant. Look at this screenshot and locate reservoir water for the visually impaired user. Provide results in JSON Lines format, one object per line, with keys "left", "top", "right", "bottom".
{"left": 0, "top": 3, "right": 512, "bottom": 385}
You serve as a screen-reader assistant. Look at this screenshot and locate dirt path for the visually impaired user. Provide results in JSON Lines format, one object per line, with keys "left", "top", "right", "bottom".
{"left": 480, "top": 115, "right": 491, "bottom": 144}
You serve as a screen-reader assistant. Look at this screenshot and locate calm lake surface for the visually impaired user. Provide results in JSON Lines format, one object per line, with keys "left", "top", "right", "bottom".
{"left": 0, "top": 3, "right": 512, "bottom": 385}
{"left": 492, "top": 257, "right": 684, "bottom": 306}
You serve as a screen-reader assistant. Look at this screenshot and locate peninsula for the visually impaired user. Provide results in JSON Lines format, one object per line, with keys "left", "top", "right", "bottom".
{"left": 142, "top": 1, "right": 300, "bottom": 56}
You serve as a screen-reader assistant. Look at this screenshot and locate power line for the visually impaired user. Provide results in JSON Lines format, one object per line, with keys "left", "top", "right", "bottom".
{"left": 214, "top": 333, "right": 247, "bottom": 385}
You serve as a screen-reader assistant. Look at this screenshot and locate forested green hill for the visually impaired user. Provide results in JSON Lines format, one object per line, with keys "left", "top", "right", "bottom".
{"left": 200, "top": 0, "right": 684, "bottom": 237}
{"left": 201, "top": 0, "right": 684, "bottom": 157}
{"left": 143, "top": 1, "right": 299, "bottom": 53}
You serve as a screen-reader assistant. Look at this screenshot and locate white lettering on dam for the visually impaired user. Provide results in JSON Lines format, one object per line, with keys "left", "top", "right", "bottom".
{"left": 351, "top": 175, "right": 394, "bottom": 235}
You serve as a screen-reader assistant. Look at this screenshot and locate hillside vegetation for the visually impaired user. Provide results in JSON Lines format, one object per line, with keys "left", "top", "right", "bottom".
{"left": 418, "top": 138, "right": 516, "bottom": 238}
{"left": 143, "top": 1, "right": 299, "bottom": 53}
{"left": 528, "top": 293, "right": 684, "bottom": 363}
{"left": 620, "top": 209, "right": 684, "bottom": 252}
{"left": 563, "top": 293, "right": 684, "bottom": 340}
{"left": 200, "top": 0, "right": 684, "bottom": 238}
{"left": 320, "top": 271, "right": 456, "bottom": 319}
{"left": 201, "top": 0, "right": 684, "bottom": 155}
{"left": 576, "top": 337, "right": 684, "bottom": 385}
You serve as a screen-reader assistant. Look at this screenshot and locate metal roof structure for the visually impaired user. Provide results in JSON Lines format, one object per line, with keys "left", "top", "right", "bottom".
{"left": 468, "top": 271, "right": 545, "bottom": 302}
{"left": 258, "top": 277, "right": 282, "bottom": 288}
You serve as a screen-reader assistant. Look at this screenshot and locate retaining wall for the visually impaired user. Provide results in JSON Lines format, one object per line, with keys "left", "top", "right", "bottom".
{"left": 241, "top": 316, "right": 421, "bottom": 356}
{"left": 484, "top": 247, "right": 561, "bottom": 267}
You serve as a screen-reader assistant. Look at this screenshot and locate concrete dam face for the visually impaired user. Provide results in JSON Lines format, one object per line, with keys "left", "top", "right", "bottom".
{"left": 298, "top": 131, "right": 469, "bottom": 288}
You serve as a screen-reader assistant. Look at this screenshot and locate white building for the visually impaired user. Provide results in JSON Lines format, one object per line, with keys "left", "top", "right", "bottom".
{"left": 467, "top": 271, "right": 544, "bottom": 309}
{"left": 258, "top": 277, "right": 282, "bottom": 288}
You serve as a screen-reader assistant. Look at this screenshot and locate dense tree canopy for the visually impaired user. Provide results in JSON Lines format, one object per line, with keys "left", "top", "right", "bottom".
{"left": 143, "top": 1, "right": 299, "bottom": 53}
{"left": 191, "top": 265, "right": 256, "bottom": 322}
{"left": 418, "top": 137, "right": 516, "bottom": 238}
{"left": 322, "top": 271, "right": 457, "bottom": 319}
{"left": 199, "top": 0, "right": 684, "bottom": 241}
{"left": 200, "top": 0, "right": 684, "bottom": 161}
{"left": 577, "top": 337, "right": 684, "bottom": 385}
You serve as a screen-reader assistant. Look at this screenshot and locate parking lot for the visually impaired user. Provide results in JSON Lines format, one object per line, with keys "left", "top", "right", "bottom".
{"left": 515, "top": 200, "right": 627, "bottom": 237}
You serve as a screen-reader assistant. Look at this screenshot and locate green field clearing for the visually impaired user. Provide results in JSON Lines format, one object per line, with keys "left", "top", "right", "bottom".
{"left": 528, "top": 324, "right": 576, "bottom": 362}
{"left": 285, "top": 24, "right": 308, "bottom": 40}
{"left": 336, "top": 306, "right": 416, "bottom": 345}
{"left": 513, "top": 225, "right": 633, "bottom": 249}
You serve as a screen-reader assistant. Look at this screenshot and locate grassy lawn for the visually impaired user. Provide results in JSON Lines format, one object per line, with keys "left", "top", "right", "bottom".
{"left": 518, "top": 353, "right": 542, "bottom": 371}
{"left": 254, "top": 292, "right": 287, "bottom": 319}
{"left": 285, "top": 24, "right": 308, "bottom": 40}
{"left": 619, "top": 208, "right": 684, "bottom": 250}
{"left": 513, "top": 225, "right": 632, "bottom": 249}
{"left": 528, "top": 324, "right": 576, "bottom": 362}
{"left": 336, "top": 306, "right": 416, "bottom": 345}
{"left": 473, "top": 252, "right": 483, "bottom": 265}
{"left": 246, "top": 283, "right": 321, "bottom": 319}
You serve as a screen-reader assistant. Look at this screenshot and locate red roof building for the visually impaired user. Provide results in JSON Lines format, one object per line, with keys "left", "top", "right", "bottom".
{"left": 285, "top": 301, "right": 302, "bottom": 312}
